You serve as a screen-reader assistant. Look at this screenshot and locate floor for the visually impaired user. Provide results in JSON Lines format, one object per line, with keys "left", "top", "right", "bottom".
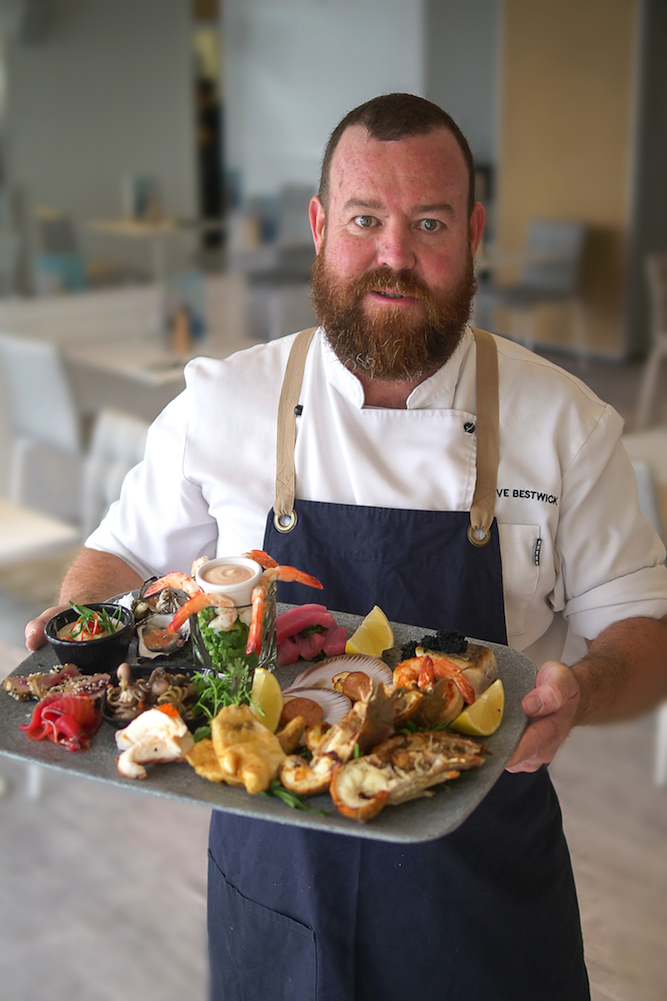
{"left": 0, "top": 346, "right": 666, "bottom": 999}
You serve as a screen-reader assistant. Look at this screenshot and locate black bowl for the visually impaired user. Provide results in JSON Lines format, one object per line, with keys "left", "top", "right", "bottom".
{"left": 45, "top": 603, "right": 135, "bottom": 675}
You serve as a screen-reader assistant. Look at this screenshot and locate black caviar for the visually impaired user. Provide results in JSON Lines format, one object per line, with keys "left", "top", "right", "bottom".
{"left": 400, "top": 629, "right": 468, "bottom": 660}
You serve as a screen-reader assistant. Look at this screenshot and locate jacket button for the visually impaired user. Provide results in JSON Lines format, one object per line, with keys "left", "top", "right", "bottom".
{"left": 464, "top": 422, "right": 476, "bottom": 434}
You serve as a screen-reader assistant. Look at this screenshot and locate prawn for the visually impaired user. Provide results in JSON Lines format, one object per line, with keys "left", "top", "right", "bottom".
{"left": 393, "top": 654, "right": 476, "bottom": 705}
{"left": 242, "top": 552, "right": 323, "bottom": 656}
{"left": 144, "top": 572, "right": 202, "bottom": 600}
{"left": 167, "top": 591, "right": 237, "bottom": 634}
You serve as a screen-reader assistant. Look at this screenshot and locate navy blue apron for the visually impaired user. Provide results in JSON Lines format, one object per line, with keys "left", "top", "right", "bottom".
{"left": 207, "top": 329, "right": 589, "bottom": 1001}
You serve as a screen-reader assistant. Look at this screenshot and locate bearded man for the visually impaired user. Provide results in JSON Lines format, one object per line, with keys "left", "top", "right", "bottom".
{"left": 26, "top": 94, "right": 667, "bottom": 1001}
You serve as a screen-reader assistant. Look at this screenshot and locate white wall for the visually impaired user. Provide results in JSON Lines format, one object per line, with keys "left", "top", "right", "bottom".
{"left": 223, "top": 0, "right": 425, "bottom": 199}
{"left": 3, "top": 0, "right": 198, "bottom": 277}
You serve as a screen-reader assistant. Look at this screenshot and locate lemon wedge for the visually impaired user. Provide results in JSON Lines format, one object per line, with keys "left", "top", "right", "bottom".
{"left": 345, "top": 605, "right": 394, "bottom": 658}
{"left": 249, "top": 668, "right": 283, "bottom": 733}
{"left": 449, "top": 679, "right": 505, "bottom": 737}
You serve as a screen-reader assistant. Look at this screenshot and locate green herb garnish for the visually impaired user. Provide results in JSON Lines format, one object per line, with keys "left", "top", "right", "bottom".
{"left": 67, "top": 601, "right": 123, "bottom": 639}
{"left": 192, "top": 660, "right": 254, "bottom": 721}
{"left": 261, "top": 779, "right": 326, "bottom": 816}
{"left": 197, "top": 610, "right": 257, "bottom": 672}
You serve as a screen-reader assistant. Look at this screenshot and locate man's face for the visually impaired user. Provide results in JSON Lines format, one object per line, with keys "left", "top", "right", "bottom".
{"left": 309, "top": 126, "right": 485, "bottom": 381}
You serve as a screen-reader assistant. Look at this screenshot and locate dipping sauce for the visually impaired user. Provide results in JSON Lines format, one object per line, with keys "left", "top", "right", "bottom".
{"left": 200, "top": 563, "right": 255, "bottom": 586}
{"left": 57, "top": 617, "right": 122, "bottom": 641}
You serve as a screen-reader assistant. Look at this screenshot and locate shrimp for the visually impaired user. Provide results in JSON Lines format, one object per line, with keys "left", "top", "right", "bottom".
{"left": 243, "top": 550, "right": 278, "bottom": 569}
{"left": 144, "top": 572, "right": 202, "bottom": 600}
{"left": 167, "top": 591, "right": 237, "bottom": 634}
{"left": 244, "top": 558, "right": 324, "bottom": 657}
{"left": 393, "top": 654, "right": 476, "bottom": 705}
{"left": 191, "top": 556, "right": 210, "bottom": 577}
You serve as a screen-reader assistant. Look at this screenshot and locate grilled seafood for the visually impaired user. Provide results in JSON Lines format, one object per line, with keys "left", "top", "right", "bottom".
{"left": 393, "top": 654, "right": 476, "bottom": 703}
{"left": 105, "top": 664, "right": 199, "bottom": 722}
{"left": 330, "top": 731, "right": 487, "bottom": 822}
{"left": 105, "top": 662, "right": 149, "bottom": 720}
{"left": 392, "top": 641, "right": 498, "bottom": 727}
{"left": 280, "top": 683, "right": 395, "bottom": 796}
{"left": 3, "top": 664, "right": 109, "bottom": 702}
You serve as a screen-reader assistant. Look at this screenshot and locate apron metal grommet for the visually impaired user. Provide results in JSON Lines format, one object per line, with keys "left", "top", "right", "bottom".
{"left": 467, "top": 524, "right": 491, "bottom": 547}
{"left": 274, "top": 509, "right": 297, "bottom": 533}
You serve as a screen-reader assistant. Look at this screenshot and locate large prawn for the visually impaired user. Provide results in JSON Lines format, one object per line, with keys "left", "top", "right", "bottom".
{"left": 393, "top": 654, "right": 476, "bottom": 705}
{"left": 152, "top": 550, "right": 322, "bottom": 656}
{"left": 243, "top": 550, "right": 323, "bottom": 656}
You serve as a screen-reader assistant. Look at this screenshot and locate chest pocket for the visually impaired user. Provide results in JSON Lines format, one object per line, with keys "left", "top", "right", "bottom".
{"left": 497, "top": 523, "right": 541, "bottom": 640}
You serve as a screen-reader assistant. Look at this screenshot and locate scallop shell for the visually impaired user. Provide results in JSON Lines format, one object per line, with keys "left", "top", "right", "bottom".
{"left": 283, "top": 654, "right": 393, "bottom": 694}
{"left": 282, "top": 687, "right": 351, "bottom": 726}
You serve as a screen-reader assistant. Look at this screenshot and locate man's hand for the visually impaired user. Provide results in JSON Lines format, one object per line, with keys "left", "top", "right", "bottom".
{"left": 25, "top": 605, "right": 69, "bottom": 652}
{"left": 23, "top": 548, "right": 144, "bottom": 653}
{"left": 506, "top": 660, "right": 581, "bottom": 773}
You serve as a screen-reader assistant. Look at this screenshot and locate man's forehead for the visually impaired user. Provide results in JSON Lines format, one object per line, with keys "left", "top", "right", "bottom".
{"left": 329, "top": 124, "right": 468, "bottom": 198}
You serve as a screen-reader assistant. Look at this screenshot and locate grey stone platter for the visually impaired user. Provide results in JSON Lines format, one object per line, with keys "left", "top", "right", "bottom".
{"left": 0, "top": 605, "right": 536, "bottom": 843}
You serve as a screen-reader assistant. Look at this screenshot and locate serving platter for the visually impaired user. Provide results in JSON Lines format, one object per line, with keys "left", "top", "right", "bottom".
{"left": 0, "top": 605, "right": 536, "bottom": 843}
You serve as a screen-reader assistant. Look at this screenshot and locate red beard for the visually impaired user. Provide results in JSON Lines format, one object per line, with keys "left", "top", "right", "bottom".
{"left": 311, "top": 251, "right": 477, "bottom": 381}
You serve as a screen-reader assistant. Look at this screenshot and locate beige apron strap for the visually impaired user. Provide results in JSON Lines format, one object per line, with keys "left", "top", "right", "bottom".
{"left": 468, "top": 327, "right": 500, "bottom": 546}
{"left": 273, "top": 327, "right": 317, "bottom": 532}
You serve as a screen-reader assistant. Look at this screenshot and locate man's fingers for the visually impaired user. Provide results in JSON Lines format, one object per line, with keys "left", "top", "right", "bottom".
{"left": 506, "top": 713, "right": 564, "bottom": 771}
{"left": 24, "top": 605, "right": 66, "bottom": 652}
{"left": 507, "top": 662, "right": 581, "bottom": 772}
{"left": 521, "top": 661, "right": 580, "bottom": 718}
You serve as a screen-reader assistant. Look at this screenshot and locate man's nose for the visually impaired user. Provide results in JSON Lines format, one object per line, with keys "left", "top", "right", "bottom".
{"left": 375, "top": 223, "right": 416, "bottom": 271}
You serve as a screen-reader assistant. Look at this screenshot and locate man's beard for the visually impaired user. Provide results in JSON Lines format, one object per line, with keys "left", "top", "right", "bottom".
{"left": 311, "top": 249, "right": 477, "bottom": 381}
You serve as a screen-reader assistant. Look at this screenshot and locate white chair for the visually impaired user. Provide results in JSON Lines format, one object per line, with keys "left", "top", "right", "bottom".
{"left": 81, "top": 408, "right": 149, "bottom": 538}
{"left": 0, "top": 332, "right": 84, "bottom": 524}
{"left": 635, "top": 253, "right": 667, "bottom": 430}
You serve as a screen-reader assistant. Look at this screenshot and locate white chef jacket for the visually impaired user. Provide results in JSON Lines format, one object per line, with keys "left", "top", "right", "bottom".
{"left": 87, "top": 326, "right": 667, "bottom": 667}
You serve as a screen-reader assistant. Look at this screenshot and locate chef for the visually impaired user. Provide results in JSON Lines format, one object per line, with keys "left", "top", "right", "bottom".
{"left": 26, "top": 94, "right": 667, "bottom": 1000}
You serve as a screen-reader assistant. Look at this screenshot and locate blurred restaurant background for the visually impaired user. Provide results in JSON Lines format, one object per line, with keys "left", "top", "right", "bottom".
{"left": 0, "top": 0, "right": 666, "bottom": 998}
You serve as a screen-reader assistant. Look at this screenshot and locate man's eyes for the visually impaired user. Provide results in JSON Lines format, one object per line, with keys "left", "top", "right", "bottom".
{"left": 352, "top": 216, "right": 444, "bottom": 232}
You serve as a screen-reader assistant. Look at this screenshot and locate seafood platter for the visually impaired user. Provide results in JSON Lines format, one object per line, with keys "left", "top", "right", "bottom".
{"left": 0, "top": 551, "right": 536, "bottom": 844}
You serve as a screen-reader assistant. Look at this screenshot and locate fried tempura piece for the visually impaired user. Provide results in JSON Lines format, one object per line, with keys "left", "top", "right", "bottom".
{"left": 211, "top": 704, "right": 285, "bottom": 794}
{"left": 185, "top": 738, "right": 225, "bottom": 783}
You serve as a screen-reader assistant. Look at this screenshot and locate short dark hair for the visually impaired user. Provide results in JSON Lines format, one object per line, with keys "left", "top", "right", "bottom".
{"left": 318, "top": 93, "right": 476, "bottom": 217}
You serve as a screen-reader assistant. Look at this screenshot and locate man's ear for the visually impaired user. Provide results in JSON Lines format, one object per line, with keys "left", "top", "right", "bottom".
{"left": 309, "top": 196, "right": 326, "bottom": 254}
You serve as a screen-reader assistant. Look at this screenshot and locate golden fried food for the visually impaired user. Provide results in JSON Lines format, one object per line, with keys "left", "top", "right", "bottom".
{"left": 185, "top": 738, "right": 225, "bottom": 783}
{"left": 211, "top": 704, "right": 285, "bottom": 794}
